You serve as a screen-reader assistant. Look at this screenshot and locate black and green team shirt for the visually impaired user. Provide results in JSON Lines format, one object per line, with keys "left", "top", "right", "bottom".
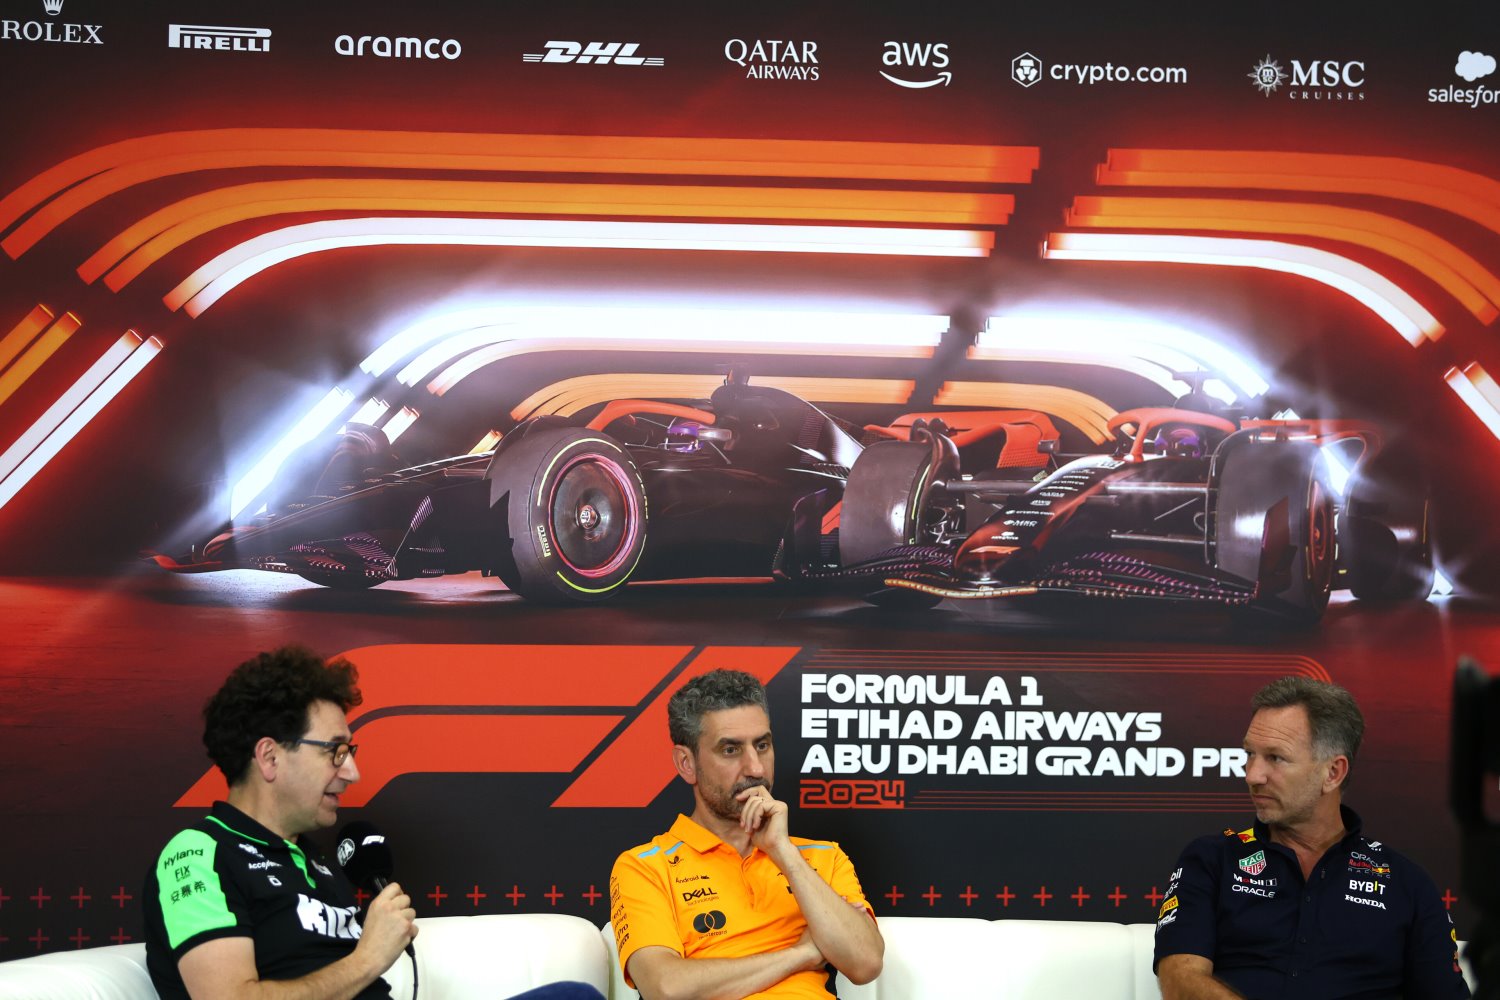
{"left": 143, "top": 801, "right": 390, "bottom": 1000}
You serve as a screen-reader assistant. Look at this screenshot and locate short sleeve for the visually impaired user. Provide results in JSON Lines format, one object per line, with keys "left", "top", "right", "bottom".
{"left": 610, "top": 849, "right": 683, "bottom": 988}
{"left": 1401, "top": 861, "right": 1472, "bottom": 999}
{"left": 151, "top": 829, "right": 248, "bottom": 955}
{"left": 820, "top": 843, "right": 874, "bottom": 919}
{"left": 1153, "top": 837, "right": 1219, "bottom": 972}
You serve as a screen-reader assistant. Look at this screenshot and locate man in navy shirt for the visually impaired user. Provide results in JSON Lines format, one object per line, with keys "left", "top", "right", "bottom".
{"left": 1154, "top": 676, "right": 1469, "bottom": 1000}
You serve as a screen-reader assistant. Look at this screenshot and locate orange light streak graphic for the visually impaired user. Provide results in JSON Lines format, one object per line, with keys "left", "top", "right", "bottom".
{"left": 1444, "top": 364, "right": 1500, "bottom": 441}
{"left": 0, "top": 129, "right": 1039, "bottom": 256}
{"left": 468, "top": 430, "right": 502, "bottom": 455}
{"left": 0, "top": 335, "right": 162, "bottom": 512}
{"left": 379, "top": 405, "right": 419, "bottom": 443}
{"left": 1098, "top": 150, "right": 1500, "bottom": 237}
{"left": 168, "top": 218, "right": 995, "bottom": 315}
{"left": 0, "top": 304, "right": 55, "bottom": 373}
{"left": 84, "top": 179, "right": 1015, "bottom": 289}
{"left": 1068, "top": 196, "right": 1500, "bottom": 323}
{"left": 1042, "top": 233, "right": 1444, "bottom": 346}
{"left": 512, "top": 375, "right": 916, "bottom": 422}
{"left": 0, "top": 332, "right": 140, "bottom": 483}
{"left": 932, "top": 382, "right": 1117, "bottom": 443}
{"left": 0, "top": 311, "right": 81, "bottom": 409}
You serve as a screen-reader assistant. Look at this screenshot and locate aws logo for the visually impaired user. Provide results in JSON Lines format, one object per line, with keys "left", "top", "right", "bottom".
{"left": 692, "top": 910, "right": 728, "bottom": 934}
{"left": 881, "top": 41, "right": 950, "bottom": 88}
{"left": 175, "top": 644, "right": 798, "bottom": 809}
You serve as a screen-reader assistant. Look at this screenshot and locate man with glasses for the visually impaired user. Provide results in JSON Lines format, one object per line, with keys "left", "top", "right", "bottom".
{"left": 143, "top": 646, "right": 415, "bottom": 1000}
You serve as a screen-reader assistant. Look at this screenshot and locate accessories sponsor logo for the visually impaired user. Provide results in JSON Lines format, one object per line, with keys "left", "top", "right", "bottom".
{"left": 523, "top": 41, "right": 663, "bottom": 66}
{"left": 691, "top": 909, "right": 727, "bottom": 933}
{"left": 1238, "top": 850, "right": 1267, "bottom": 876}
{"left": 681, "top": 886, "right": 719, "bottom": 902}
{"left": 1012, "top": 52, "right": 1187, "bottom": 87}
{"left": 724, "top": 38, "right": 818, "bottom": 81}
{"left": 1248, "top": 54, "right": 1364, "bottom": 100}
{"left": 2, "top": 0, "right": 100, "bottom": 44}
{"left": 336, "top": 34, "right": 461, "bottom": 60}
{"left": 880, "top": 41, "right": 950, "bottom": 88}
{"left": 1428, "top": 50, "right": 1498, "bottom": 108}
{"left": 169, "top": 24, "right": 271, "bottom": 53}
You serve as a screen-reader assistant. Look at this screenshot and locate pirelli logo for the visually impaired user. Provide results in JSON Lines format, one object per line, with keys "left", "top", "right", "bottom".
{"left": 175, "top": 644, "right": 798, "bottom": 809}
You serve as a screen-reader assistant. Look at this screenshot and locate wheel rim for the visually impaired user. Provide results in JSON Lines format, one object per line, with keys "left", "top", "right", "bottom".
{"left": 1308, "top": 478, "right": 1334, "bottom": 592}
{"left": 547, "top": 454, "right": 640, "bottom": 577}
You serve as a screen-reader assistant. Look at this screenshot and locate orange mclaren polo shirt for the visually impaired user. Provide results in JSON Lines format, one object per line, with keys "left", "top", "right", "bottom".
{"left": 610, "top": 814, "right": 875, "bottom": 999}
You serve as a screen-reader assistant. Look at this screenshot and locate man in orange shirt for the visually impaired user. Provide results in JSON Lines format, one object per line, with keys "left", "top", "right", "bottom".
{"left": 610, "top": 670, "right": 884, "bottom": 999}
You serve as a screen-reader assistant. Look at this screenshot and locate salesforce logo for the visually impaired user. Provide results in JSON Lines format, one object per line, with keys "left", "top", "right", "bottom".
{"left": 335, "top": 33, "right": 461, "bottom": 60}
{"left": 1428, "top": 49, "right": 1497, "bottom": 108}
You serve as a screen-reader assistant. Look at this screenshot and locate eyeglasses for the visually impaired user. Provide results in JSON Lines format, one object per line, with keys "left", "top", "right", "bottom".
{"left": 293, "top": 738, "right": 358, "bottom": 767}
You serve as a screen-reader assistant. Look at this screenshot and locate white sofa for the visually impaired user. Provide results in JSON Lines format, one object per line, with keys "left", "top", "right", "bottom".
{"left": 0, "top": 913, "right": 608, "bottom": 1000}
{"left": 0, "top": 915, "right": 1477, "bottom": 999}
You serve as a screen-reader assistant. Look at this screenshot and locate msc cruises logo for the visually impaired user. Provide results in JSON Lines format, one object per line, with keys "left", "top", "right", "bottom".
{"left": 523, "top": 41, "right": 663, "bottom": 66}
{"left": 1248, "top": 54, "right": 1364, "bottom": 100}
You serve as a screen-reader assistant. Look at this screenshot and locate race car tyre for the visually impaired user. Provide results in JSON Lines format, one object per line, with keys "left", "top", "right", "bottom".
{"left": 295, "top": 571, "right": 385, "bottom": 590}
{"left": 1214, "top": 441, "right": 1335, "bottom": 624}
{"left": 485, "top": 427, "right": 647, "bottom": 604}
{"left": 1343, "top": 478, "right": 1433, "bottom": 601}
{"left": 841, "top": 440, "right": 943, "bottom": 609}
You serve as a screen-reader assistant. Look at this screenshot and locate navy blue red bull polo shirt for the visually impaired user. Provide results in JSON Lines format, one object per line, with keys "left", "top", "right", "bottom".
{"left": 1153, "top": 806, "right": 1469, "bottom": 999}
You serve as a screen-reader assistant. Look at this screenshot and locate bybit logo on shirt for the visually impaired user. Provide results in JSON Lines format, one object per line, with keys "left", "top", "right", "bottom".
{"left": 523, "top": 41, "right": 663, "bottom": 66}
{"left": 880, "top": 40, "right": 950, "bottom": 88}
{"left": 169, "top": 24, "right": 271, "bottom": 53}
{"left": 2, "top": 0, "right": 101, "bottom": 44}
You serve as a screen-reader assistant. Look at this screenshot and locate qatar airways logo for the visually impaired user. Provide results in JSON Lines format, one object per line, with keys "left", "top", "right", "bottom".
{"left": 724, "top": 39, "right": 819, "bottom": 81}
{"left": 336, "top": 33, "right": 461, "bottom": 60}
{"left": 169, "top": 24, "right": 271, "bottom": 53}
{"left": 1, "top": 0, "right": 101, "bottom": 44}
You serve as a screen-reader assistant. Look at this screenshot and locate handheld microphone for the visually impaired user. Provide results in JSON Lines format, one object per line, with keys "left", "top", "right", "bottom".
{"left": 336, "top": 820, "right": 395, "bottom": 892}
{"left": 336, "top": 820, "right": 418, "bottom": 994}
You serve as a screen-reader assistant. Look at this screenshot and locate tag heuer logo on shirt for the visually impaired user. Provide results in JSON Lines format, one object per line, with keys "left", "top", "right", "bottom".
{"left": 1239, "top": 850, "right": 1268, "bottom": 876}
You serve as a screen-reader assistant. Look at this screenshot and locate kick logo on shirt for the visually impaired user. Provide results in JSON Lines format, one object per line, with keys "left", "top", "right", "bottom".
{"left": 1238, "top": 850, "right": 1267, "bottom": 876}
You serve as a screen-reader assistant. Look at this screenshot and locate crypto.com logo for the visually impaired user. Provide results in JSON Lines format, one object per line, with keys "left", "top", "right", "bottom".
{"left": 523, "top": 41, "right": 664, "bottom": 66}
{"left": 1012, "top": 52, "right": 1041, "bottom": 87}
{"left": 175, "top": 644, "right": 797, "bottom": 808}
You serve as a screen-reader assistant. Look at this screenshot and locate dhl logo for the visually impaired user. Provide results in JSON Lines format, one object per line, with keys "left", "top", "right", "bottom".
{"left": 175, "top": 644, "right": 798, "bottom": 809}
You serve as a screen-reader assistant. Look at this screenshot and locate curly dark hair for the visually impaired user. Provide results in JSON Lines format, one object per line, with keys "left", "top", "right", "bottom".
{"left": 668, "top": 669, "right": 768, "bottom": 751}
{"left": 203, "top": 646, "right": 363, "bottom": 785}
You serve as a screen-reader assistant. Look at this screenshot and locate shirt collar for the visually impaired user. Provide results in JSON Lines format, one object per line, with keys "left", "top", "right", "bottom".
{"left": 1251, "top": 803, "right": 1364, "bottom": 847}
{"left": 210, "top": 800, "right": 295, "bottom": 852}
{"left": 669, "top": 813, "right": 742, "bottom": 856}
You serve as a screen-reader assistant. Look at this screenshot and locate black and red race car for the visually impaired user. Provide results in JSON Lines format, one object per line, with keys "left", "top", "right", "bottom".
{"left": 799, "top": 407, "right": 1433, "bottom": 622}
{"left": 154, "top": 377, "right": 1432, "bottom": 622}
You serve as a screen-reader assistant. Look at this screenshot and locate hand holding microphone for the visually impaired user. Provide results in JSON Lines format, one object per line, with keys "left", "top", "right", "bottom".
{"left": 336, "top": 821, "right": 419, "bottom": 970}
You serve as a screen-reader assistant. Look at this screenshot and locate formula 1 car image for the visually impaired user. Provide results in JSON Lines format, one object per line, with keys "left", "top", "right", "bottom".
{"left": 153, "top": 374, "right": 864, "bottom": 603}
{"left": 154, "top": 376, "right": 1432, "bottom": 621}
{"left": 787, "top": 406, "right": 1434, "bottom": 622}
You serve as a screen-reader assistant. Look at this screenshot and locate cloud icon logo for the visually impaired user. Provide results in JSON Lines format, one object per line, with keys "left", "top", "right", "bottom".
{"left": 1455, "top": 51, "right": 1495, "bottom": 82}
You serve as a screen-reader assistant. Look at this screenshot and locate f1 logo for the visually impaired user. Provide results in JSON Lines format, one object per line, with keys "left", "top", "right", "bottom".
{"left": 174, "top": 645, "right": 797, "bottom": 809}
